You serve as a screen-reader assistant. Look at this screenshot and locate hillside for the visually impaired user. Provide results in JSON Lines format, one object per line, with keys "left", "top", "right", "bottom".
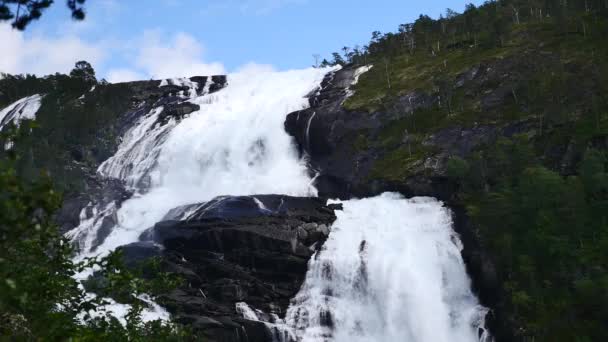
{"left": 288, "top": 1, "right": 608, "bottom": 341}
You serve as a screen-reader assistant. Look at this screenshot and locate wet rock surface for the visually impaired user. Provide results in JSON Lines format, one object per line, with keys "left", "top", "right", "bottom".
{"left": 120, "top": 195, "right": 337, "bottom": 341}
{"left": 56, "top": 75, "right": 228, "bottom": 247}
{"left": 52, "top": 65, "right": 560, "bottom": 341}
{"left": 48, "top": 73, "right": 341, "bottom": 341}
{"left": 285, "top": 68, "right": 441, "bottom": 199}
{"left": 283, "top": 65, "right": 549, "bottom": 341}
{"left": 285, "top": 66, "right": 542, "bottom": 201}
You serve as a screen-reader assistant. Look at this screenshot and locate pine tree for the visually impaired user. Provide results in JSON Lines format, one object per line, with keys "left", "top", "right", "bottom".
{"left": 0, "top": 0, "right": 86, "bottom": 30}
{"left": 70, "top": 61, "right": 97, "bottom": 84}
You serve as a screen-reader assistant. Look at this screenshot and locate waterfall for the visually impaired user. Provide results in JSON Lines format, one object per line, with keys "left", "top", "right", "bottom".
{"left": 65, "top": 65, "right": 490, "bottom": 341}
{"left": 70, "top": 67, "right": 329, "bottom": 258}
{"left": 97, "top": 106, "right": 176, "bottom": 189}
{"left": 305, "top": 111, "right": 316, "bottom": 151}
{"left": 283, "top": 193, "right": 490, "bottom": 342}
{"left": 0, "top": 94, "right": 43, "bottom": 129}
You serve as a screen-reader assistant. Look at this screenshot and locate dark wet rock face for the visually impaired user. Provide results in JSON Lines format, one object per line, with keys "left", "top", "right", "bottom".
{"left": 50, "top": 74, "right": 338, "bottom": 341}
{"left": 285, "top": 68, "right": 443, "bottom": 199}
{"left": 129, "top": 75, "right": 227, "bottom": 103}
{"left": 157, "top": 101, "right": 201, "bottom": 125}
{"left": 285, "top": 66, "right": 540, "bottom": 201}
{"left": 51, "top": 65, "right": 544, "bottom": 340}
{"left": 121, "top": 195, "right": 337, "bottom": 342}
{"left": 283, "top": 65, "right": 545, "bottom": 341}
{"left": 55, "top": 75, "right": 228, "bottom": 246}
{"left": 55, "top": 176, "right": 132, "bottom": 236}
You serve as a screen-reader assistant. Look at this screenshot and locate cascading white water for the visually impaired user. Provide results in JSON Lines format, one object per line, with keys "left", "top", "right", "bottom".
{"left": 282, "top": 193, "right": 490, "bottom": 342}
{"left": 66, "top": 66, "right": 331, "bottom": 325}
{"left": 73, "top": 67, "right": 329, "bottom": 258}
{"left": 0, "top": 94, "right": 43, "bottom": 129}
{"left": 64, "top": 65, "right": 490, "bottom": 340}
{"left": 97, "top": 106, "right": 176, "bottom": 189}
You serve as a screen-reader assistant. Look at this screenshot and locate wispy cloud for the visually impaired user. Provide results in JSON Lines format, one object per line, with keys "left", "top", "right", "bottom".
{"left": 0, "top": 24, "right": 106, "bottom": 76}
{"left": 130, "top": 30, "right": 226, "bottom": 80}
{"left": 105, "top": 69, "right": 145, "bottom": 83}
{"left": 0, "top": 23, "right": 226, "bottom": 83}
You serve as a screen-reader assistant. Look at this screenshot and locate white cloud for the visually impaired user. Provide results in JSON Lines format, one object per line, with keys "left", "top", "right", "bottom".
{"left": 134, "top": 30, "right": 225, "bottom": 79}
{"left": 1, "top": 24, "right": 226, "bottom": 83}
{"left": 106, "top": 68, "right": 145, "bottom": 83}
{"left": 0, "top": 24, "right": 105, "bottom": 76}
{"left": 234, "top": 62, "right": 276, "bottom": 74}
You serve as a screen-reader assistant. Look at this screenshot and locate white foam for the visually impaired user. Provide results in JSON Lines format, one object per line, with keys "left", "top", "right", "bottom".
{"left": 158, "top": 77, "right": 199, "bottom": 98}
{"left": 80, "top": 294, "right": 170, "bottom": 326}
{"left": 67, "top": 65, "right": 490, "bottom": 341}
{"left": 0, "top": 94, "right": 43, "bottom": 129}
{"left": 98, "top": 106, "right": 174, "bottom": 189}
{"left": 65, "top": 202, "right": 117, "bottom": 253}
{"left": 351, "top": 65, "right": 373, "bottom": 86}
{"left": 236, "top": 302, "right": 296, "bottom": 342}
{"left": 344, "top": 65, "right": 373, "bottom": 99}
{"left": 282, "top": 193, "right": 490, "bottom": 342}
{"left": 75, "top": 67, "right": 331, "bottom": 258}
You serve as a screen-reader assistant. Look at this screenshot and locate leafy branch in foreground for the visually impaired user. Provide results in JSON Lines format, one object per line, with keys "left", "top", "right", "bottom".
{"left": 0, "top": 123, "right": 189, "bottom": 340}
{"left": 0, "top": 0, "right": 87, "bottom": 30}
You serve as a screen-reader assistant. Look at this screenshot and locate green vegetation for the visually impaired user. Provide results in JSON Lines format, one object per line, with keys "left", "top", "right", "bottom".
{"left": 451, "top": 136, "right": 608, "bottom": 341}
{"left": 0, "top": 126, "right": 189, "bottom": 340}
{"left": 341, "top": 0, "right": 608, "bottom": 201}
{"left": 368, "top": 134, "right": 431, "bottom": 182}
{"left": 318, "top": 0, "right": 608, "bottom": 117}
{"left": 346, "top": 9, "right": 608, "bottom": 116}
{"left": 369, "top": 146, "right": 422, "bottom": 181}
{"left": 350, "top": 1, "right": 608, "bottom": 186}
{"left": 446, "top": 156, "right": 470, "bottom": 181}
{"left": 1, "top": 62, "right": 133, "bottom": 192}
{"left": 342, "top": 46, "right": 507, "bottom": 112}
{"left": 84, "top": 254, "right": 183, "bottom": 307}
{"left": 321, "top": 1, "right": 608, "bottom": 340}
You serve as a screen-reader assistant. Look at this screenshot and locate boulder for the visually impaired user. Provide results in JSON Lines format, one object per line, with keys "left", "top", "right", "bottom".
{"left": 121, "top": 194, "right": 337, "bottom": 341}
{"left": 157, "top": 102, "right": 201, "bottom": 124}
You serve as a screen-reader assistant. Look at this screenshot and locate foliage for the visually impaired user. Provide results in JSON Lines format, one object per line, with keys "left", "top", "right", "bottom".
{"left": 0, "top": 126, "right": 189, "bottom": 340}
{"left": 446, "top": 156, "right": 470, "bottom": 181}
{"left": 0, "top": 0, "right": 86, "bottom": 30}
{"left": 325, "top": 0, "right": 608, "bottom": 69}
{"left": 70, "top": 60, "right": 97, "bottom": 85}
{"left": 0, "top": 73, "right": 54, "bottom": 108}
{"left": 319, "top": 0, "right": 608, "bottom": 115}
{"left": 368, "top": 137, "right": 431, "bottom": 182}
{"left": 84, "top": 253, "right": 183, "bottom": 306}
{"left": 0, "top": 61, "right": 133, "bottom": 193}
{"left": 331, "top": 2, "right": 608, "bottom": 340}
{"left": 458, "top": 136, "right": 608, "bottom": 341}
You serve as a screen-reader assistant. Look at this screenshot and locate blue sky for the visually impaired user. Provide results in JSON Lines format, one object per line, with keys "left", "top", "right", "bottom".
{"left": 1, "top": 0, "right": 485, "bottom": 82}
